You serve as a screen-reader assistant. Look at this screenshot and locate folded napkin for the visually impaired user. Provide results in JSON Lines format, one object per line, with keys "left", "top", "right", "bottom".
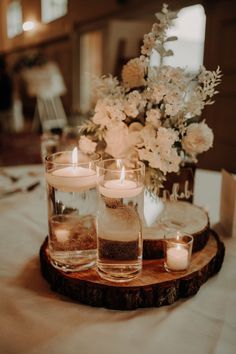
{"left": 0, "top": 173, "right": 40, "bottom": 198}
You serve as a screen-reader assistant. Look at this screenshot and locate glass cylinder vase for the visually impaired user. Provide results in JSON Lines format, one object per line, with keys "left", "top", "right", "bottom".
{"left": 45, "top": 148, "right": 100, "bottom": 272}
{"left": 96, "top": 159, "right": 145, "bottom": 282}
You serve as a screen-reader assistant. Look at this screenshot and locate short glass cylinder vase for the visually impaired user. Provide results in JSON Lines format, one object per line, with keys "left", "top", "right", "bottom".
{"left": 164, "top": 232, "right": 193, "bottom": 273}
{"left": 96, "top": 159, "right": 145, "bottom": 282}
{"left": 45, "top": 148, "right": 100, "bottom": 272}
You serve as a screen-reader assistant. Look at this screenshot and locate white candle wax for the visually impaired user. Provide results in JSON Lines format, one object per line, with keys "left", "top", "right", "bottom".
{"left": 166, "top": 245, "right": 189, "bottom": 271}
{"left": 46, "top": 166, "right": 97, "bottom": 192}
{"left": 99, "top": 179, "right": 143, "bottom": 198}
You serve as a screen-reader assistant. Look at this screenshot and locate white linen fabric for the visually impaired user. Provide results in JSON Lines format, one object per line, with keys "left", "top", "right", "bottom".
{"left": 0, "top": 165, "right": 235, "bottom": 354}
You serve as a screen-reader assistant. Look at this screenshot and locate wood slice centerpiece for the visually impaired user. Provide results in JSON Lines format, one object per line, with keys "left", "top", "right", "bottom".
{"left": 40, "top": 230, "right": 224, "bottom": 311}
{"left": 143, "top": 201, "right": 209, "bottom": 259}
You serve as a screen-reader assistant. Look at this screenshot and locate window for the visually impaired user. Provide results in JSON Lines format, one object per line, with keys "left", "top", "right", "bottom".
{"left": 41, "top": 0, "right": 68, "bottom": 24}
{"left": 79, "top": 30, "right": 103, "bottom": 113}
{"left": 151, "top": 4, "right": 206, "bottom": 72}
{"left": 7, "top": 1, "right": 23, "bottom": 38}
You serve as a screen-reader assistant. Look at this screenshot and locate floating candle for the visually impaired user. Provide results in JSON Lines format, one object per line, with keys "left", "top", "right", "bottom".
{"left": 46, "top": 148, "right": 97, "bottom": 192}
{"left": 99, "top": 166, "right": 143, "bottom": 198}
{"left": 46, "top": 166, "right": 97, "bottom": 192}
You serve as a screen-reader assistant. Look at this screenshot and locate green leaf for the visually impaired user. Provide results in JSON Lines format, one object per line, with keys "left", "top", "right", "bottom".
{"left": 165, "top": 49, "right": 174, "bottom": 56}
{"left": 165, "top": 36, "right": 178, "bottom": 42}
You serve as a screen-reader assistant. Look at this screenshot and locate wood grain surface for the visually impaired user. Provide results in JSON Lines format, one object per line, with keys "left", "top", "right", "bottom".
{"left": 40, "top": 230, "right": 225, "bottom": 310}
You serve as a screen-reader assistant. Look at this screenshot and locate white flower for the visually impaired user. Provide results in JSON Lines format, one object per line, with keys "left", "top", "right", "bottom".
{"left": 139, "top": 124, "right": 157, "bottom": 151}
{"left": 146, "top": 109, "right": 161, "bottom": 128}
{"left": 155, "top": 128, "right": 181, "bottom": 173}
{"left": 128, "top": 122, "right": 143, "bottom": 146}
{"left": 104, "top": 122, "right": 129, "bottom": 158}
{"left": 164, "top": 89, "right": 182, "bottom": 104}
{"left": 127, "top": 90, "right": 143, "bottom": 104}
{"left": 92, "top": 99, "right": 111, "bottom": 128}
{"left": 185, "top": 94, "right": 205, "bottom": 117}
{"left": 92, "top": 75, "right": 123, "bottom": 100}
{"left": 138, "top": 145, "right": 181, "bottom": 174}
{"left": 155, "top": 148, "right": 181, "bottom": 174}
{"left": 182, "top": 122, "right": 214, "bottom": 156}
{"left": 150, "top": 83, "right": 167, "bottom": 104}
{"left": 124, "top": 148, "right": 140, "bottom": 163}
{"left": 159, "top": 66, "right": 186, "bottom": 86}
{"left": 138, "top": 126, "right": 180, "bottom": 174}
{"left": 128, "top": 122, "right": 143, "bottom": 133}
{"left": 106, "top": 99, "right": 126, "bottom": 122}
{"left": 141, "top": 33, "right": 156, "bottom": 56}
{"left": 124, "top": 101, "right": 139, "bottom": 118}
{"left": 124, "top": 90, "right": 146, "bottom": 118}
{"left": 122, "top": 58, "right": 146, "bottom": 89}
{"left": 165, "top": 102, "right": 182, "bottom": 116}
{"left": 104, "top": 121, "right": 144, "bottom": 158}
{"left": 79, "top": 136, "right": 97, "bottom": 154}
{"left": 157, "top": 127, "right": 179, "bottom": 147}
{"left": 92, "top": 98, "right": 125, "bottom": 127}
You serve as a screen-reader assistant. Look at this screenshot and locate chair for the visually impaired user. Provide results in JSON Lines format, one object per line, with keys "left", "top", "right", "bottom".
{"left": 33, "top": 96, "right": 67, "bottom": 132}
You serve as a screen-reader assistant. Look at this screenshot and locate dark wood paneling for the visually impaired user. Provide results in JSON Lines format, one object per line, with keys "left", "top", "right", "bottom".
{"left": 199, "top": 0, "right": 236, "bottom": 172}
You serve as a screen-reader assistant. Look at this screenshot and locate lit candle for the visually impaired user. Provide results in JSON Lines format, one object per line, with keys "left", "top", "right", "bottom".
{"left": 99, "top": 166, "right": 143, "bottom": 198}
{"left": 46, "top": 147, "right": 97, "bottom": 192}
{"left": 166, "top": 244, "right": 189, "bottom": 271}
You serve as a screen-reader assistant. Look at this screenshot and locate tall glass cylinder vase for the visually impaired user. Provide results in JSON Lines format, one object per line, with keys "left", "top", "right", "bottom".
{"left": 45, "top": 148, "right": 100, "bottom": 272}
{"left": 96, "top": 159, "right": 145, "bottom": 282}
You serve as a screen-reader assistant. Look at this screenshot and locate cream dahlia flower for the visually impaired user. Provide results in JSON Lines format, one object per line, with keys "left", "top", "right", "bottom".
{"left": 122, "top": 58, "right": 146, "bottom": 89}
{"left": 182, "top": 122, "right": 214, "bottom": 156}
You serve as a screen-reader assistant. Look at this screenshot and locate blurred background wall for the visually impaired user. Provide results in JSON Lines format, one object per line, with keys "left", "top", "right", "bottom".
{"left": 0, "top": 0, "right": 235, "bottom": 171}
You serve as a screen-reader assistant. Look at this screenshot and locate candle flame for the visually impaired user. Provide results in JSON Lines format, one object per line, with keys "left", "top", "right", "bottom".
{"left": 176, "top": 231, "right": 181, "bottom": 241}
{"left": 72, "top": 147, "right": 78, "bottom": 167}
{"left": 120, "top": 166, "right": 125, "bottom": 185}
{"left": 117, "top": 159, "right": 122, "bottom": 169}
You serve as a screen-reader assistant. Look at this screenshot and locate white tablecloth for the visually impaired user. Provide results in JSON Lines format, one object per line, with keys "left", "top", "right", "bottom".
{"left": 0, "top": 166, "right": 235, "bottom": 354}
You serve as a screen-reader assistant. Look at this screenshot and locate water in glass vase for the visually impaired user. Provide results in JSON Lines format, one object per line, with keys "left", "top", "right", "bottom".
{"left": 97, "top": 192, "right": 143, "bottom": 282}
{"left": 47, "top": 184, "right": 97, "bottom": 272}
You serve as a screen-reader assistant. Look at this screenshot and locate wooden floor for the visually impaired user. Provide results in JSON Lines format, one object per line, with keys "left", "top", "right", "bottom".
{"left": 0, "top": 132, "right": 42, "bottom": 166}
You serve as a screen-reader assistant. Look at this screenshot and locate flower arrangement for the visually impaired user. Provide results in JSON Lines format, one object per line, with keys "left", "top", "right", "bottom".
{"left": 79, "top": 4, "right": 222, "bottom": 194}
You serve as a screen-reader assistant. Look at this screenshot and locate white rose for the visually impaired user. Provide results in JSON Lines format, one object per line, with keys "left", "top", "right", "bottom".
{"left": 124, "top": 101, "right": 139, "bottom": 118}
{"left": 104, "top": 123, "right": 129, "bottom": 158}
{"left": 128, "top": 122, "right": 143, "bottom": 146}
{"left": 79, "top": 136, "right": 97, "bottom": 154}
{"left": 146, "top": 109, "right": 161, "bottom": 129}
{"left": 182, "top": 122, "right": 214, "bottom": 156}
